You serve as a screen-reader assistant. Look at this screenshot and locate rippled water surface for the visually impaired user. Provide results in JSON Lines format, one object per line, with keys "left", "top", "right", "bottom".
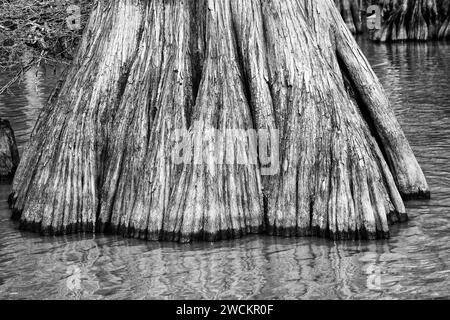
{"left": 0, "top": 40, "right": 449, "bottom": 300}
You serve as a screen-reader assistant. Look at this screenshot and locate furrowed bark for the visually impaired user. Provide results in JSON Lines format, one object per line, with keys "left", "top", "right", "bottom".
{"left": 9, "top": 0, "right": 145, "bottom": 233}
{"left": 9, "top": 0, "right": 429, "bottom": 242}
{"left": 255, "top": 0, "right": 410, "bottom": 239}
{"left": 95, "top": 0, "right": 195, "bottom": 240}
{"left": 164, "top": 0, "right": 264, "bottom": 242}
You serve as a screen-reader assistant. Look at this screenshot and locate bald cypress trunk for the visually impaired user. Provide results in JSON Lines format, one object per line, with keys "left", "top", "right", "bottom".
{"left": 0, "top": 119, "right": 20, "bottom": 181}
{"left": 9, "top": 0, "right": 429, "bottom": 242}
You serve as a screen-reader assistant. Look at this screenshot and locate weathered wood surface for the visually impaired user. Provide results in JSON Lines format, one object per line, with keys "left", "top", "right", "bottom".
{"left": 0, "top": 118, "right": 20, "bottom": 182}
{"left": 9, "top": 0, "right": 429, "bottom": 242}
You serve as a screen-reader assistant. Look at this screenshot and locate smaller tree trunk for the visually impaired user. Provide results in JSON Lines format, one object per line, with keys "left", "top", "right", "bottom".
{"left": 336, "top": 0, "right": 363, "bottom": 33}
{"left": 438, "top": 0, "right": 450, "bottom": 38}
{"left": 0, "top": 119, "right": 20, "bottom": 181}
{"left": 373, "top": 0, "right": 441, "bottom": 41}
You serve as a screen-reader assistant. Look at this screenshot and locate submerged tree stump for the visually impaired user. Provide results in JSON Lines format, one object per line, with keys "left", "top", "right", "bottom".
{"left": 9, "top": 0, "right": 429, "bottom": 242}
{"left": 0, "top": 118, "right": 20, "bottom": 181}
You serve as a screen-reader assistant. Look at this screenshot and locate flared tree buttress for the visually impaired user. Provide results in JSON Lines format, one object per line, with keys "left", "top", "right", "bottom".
{"left": 9, "top": 0, "right": 429, "bottom": 242}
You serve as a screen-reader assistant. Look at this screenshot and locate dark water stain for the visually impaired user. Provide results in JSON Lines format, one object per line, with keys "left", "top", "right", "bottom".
{"left": 0, "top": 40, "right": 449, "bottom": 299}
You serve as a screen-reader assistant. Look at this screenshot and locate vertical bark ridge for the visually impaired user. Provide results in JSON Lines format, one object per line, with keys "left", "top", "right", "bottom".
{"left": 255, "top": 0, "right": 409, "bottom": 239}
{"left": 97, "top": 0, "right": 194, "bottom": 241}
{"left": 165, "top": 0, "right": 264, "bottom": 242}
{"left": 228, "top": 0, "right": 278, "bottom": 220}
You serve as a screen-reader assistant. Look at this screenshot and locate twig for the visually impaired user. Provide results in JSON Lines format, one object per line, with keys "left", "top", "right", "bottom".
{"left": 0, "top": 51, "right": 47, "bottom": 95}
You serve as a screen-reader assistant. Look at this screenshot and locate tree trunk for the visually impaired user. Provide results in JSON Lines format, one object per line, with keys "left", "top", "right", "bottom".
{"left": 335, "top": 0, "right": 363, "bottom": 33}
{"left": 9, "top": 0, "right": 429, "bottom": 242}
{"left": 373, "top": 0, "right": 450, "bottom": 41}
{"left": 0, "top": 118, "right": 20, "bottom": 181}
{"left": 438, "top": 0, "right": 450, "bottom": 38}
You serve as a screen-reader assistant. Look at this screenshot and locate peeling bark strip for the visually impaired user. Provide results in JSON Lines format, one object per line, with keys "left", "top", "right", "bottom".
{"left": 9, "top": 0, "right": 429, "bottom": 242}
{"left": 0, "top": 119, "right": 20, "bottom": 181}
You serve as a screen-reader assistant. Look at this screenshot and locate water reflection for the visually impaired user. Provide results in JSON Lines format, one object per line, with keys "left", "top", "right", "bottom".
{"left": 0, "top": 64, "right": 63, "bottom": 154}
{"left": 1, "top": 218, "right": 447, "bottom": 300}
{"left": 0, "top": 41, "right": 450, "bottom": 299}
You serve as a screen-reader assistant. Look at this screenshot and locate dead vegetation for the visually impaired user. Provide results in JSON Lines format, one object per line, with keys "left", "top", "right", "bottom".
{"left": 0, "top": 0, "right": 92, "bottom": 92}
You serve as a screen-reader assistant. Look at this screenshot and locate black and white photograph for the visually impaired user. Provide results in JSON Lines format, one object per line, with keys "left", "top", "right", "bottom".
{"left": 0, "top": 0, "right": 449, "bottom": 306}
